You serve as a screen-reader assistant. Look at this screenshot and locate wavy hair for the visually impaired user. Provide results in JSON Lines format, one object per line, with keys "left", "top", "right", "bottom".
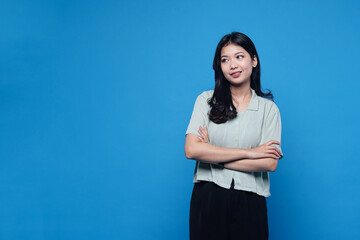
{"left": 208, "top": 32, "right": 273, "bottom": 124}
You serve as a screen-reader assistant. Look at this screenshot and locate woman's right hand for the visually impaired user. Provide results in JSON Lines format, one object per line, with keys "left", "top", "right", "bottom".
{"left": 246, "top": 140, "right": 282, "bottom": 159}
{"left": 197, "top": 126, "right": 209, "bottom": 143}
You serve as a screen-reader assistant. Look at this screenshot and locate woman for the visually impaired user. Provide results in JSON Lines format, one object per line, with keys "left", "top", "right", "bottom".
{"left": 184, "top": 32, "right": 283, "bottom": 240}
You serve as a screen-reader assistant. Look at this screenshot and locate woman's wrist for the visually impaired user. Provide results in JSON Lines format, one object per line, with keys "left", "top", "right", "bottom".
{"left": 239, "top": 148, "right": 250, "bottom": 159}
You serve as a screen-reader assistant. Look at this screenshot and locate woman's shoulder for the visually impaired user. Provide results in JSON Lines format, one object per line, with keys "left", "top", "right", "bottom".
{"left": 198, "top": 89, "right": 214, "bottom": 99}
{"left": 256, "top": 95, "right": 280, "bottom": 114}
{"left": 196, "top": 90, "right": 214, "bottom": 102}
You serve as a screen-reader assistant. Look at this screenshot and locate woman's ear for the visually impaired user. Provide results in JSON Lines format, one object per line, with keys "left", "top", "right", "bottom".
{"left": 252, "top": 55, "right": 258, "bottom": 68}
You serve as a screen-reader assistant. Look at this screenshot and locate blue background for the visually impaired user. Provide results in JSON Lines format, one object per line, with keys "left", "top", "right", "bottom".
{"left": 1, "top": 0, "right": 360, "bottom": 239}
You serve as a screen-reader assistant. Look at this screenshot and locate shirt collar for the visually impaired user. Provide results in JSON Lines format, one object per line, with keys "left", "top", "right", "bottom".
{"left": 247, "top": 88, "right": 259, "bottom": 111}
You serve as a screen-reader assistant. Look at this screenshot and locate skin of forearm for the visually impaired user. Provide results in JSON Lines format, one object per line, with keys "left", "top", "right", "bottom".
{"left": 224, "top": 158, "right": 278, "bottom": 172}
{"left": 184, "top": 141, "right": 249, "bottom": 163}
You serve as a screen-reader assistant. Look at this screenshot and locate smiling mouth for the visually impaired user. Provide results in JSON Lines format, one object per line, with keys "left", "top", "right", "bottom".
{"left": 230, "top": 71, "right": 242, "bottom": 77}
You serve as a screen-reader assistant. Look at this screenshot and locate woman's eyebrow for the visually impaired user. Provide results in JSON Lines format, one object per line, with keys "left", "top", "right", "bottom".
{"left": 221, "top": 52, "right": 244, "bottom": 58}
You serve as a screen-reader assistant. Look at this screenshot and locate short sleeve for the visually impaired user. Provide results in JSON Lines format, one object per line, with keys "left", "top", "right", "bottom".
{"left": 260, "top": 103, "right": 283, "bottom": 158}
{"left": 186, "top": 94, "right": 210, "bottom": 137}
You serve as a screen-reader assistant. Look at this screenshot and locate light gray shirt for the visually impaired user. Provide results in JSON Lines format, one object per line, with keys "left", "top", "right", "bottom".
{"left": 186, "top": 88, "right": 283, "bottom": 197}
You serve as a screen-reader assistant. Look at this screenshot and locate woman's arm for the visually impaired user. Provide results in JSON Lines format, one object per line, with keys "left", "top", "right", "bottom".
{"left": 224, "top": 158, "right": 279, "bottom": 172}
{"left": 184, "top": 133, "right": 249, "bottom": 163}
{"left": 184, "top": 126, "right": 282, "bottom": 164}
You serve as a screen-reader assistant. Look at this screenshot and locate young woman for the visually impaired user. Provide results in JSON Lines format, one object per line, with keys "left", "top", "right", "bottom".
{"left": 184, "top": 32, "right": 283, "bottom": 240}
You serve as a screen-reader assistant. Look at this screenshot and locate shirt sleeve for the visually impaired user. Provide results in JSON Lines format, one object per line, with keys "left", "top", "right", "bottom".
{"left": 186, "top": 94, "right": 210, "bottom": 137}
{"left": 260, "top": 103, "right": 284, "bottom": 158}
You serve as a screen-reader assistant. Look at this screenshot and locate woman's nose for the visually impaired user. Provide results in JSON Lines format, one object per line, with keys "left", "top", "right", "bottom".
{"left": 230, "top": 61, "right": 238, "bottom": 69}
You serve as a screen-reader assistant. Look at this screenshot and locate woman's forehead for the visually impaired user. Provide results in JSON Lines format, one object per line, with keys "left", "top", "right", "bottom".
{"left": 221, "top": 44, "right": 248, "bottom": 56}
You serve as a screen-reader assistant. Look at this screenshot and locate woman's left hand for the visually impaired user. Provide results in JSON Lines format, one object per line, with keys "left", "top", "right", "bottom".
{"left": 197, "top": 126, "right": 209, "bottom": 143}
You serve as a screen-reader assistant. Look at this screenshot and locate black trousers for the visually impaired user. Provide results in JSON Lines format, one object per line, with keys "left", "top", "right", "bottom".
{"left": 189, "top": 181, "right": 268, "bottom": 240}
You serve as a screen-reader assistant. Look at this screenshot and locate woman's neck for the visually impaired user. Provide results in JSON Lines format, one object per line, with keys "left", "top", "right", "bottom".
{"left": 230, "top": 83, "right": 252, "bottom": 105}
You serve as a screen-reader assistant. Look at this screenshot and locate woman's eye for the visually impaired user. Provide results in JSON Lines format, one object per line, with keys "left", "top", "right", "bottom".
{"left": 221, "top": 59, "right": 228, "bottom": 63}
{"left": 237, "top": 55, "right": 244, "bottom": 59}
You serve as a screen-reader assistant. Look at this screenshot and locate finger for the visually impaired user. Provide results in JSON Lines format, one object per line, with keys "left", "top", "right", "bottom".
{"left": 198, "top": 127, "right": 205, "bottom": 135}
{"left": 203, "top": 126, "right": 209, "bottom": 142}
{"left": 200, "top": 126, "right": 209, "bottom": 142}
{"left": 202, "top": 135, "right": 208, "bottom": 143}
{"left": 198, "top": 126, "right": 206, "bottom": 136}
{"left": 203, "top": 133, "right": 209, "bottom": 143}
{"left": 266, "top": 140, "right": 281, "bottom": 146}
{"left": 198, "top": 128, "right": 205, "bottom": 137}
{"left": 271, "top": 146, "right": 282, "bottom": 157}
{"left": 198, "top": 136, "right": 205, "bottom": 143}
{"left": 270, "top": 150, "right": 281, "bottom": 158}
{"left": 266, "top": 149, "right": 280, "bottom": 158}
{"left": 268, "top": 146, "right": 282, "bottom": 157}
{"left": 198, "top": 129, "right": 203, "bottom": 137}
{"left": 266, "top": 140, "right": 280, "bottom": 146}
{"left": 275, "top": 148, "right": 282, "bottom": 157}
{"left": 267, "top": 154, "right": 279, "bottom": 160}
{"left": 198, "top": 129, "right": 205, "bottom": 139}
{"left": 198, "top": 129, "right": 208, "bottom": 142}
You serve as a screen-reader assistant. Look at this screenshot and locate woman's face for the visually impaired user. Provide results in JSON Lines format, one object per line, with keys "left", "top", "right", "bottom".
{"left": 220, "top": 43, "right": 257, "bottom": 86}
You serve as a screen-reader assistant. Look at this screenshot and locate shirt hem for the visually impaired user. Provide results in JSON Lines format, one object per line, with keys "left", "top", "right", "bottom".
{"left": 193, "top": 177, "right": 271, "bottom": 197}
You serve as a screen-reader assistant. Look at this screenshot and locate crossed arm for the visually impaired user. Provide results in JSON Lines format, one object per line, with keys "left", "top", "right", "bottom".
{"left": 184, "top": 126, "right": 282, "bottom": 172}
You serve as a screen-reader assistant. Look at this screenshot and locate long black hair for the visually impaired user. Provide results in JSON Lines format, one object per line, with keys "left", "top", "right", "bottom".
{"left": 208, "top": 32, "right": 273, "bottom": 124}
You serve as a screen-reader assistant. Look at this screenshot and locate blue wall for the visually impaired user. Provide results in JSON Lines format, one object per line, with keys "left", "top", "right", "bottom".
{"left": 1, "top": 0, "right": 359, "bottom": 239}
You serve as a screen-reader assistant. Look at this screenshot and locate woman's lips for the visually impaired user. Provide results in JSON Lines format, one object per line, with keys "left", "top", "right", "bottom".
{"left": 231, "top": 71, "right": 242, "bottom": 78}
